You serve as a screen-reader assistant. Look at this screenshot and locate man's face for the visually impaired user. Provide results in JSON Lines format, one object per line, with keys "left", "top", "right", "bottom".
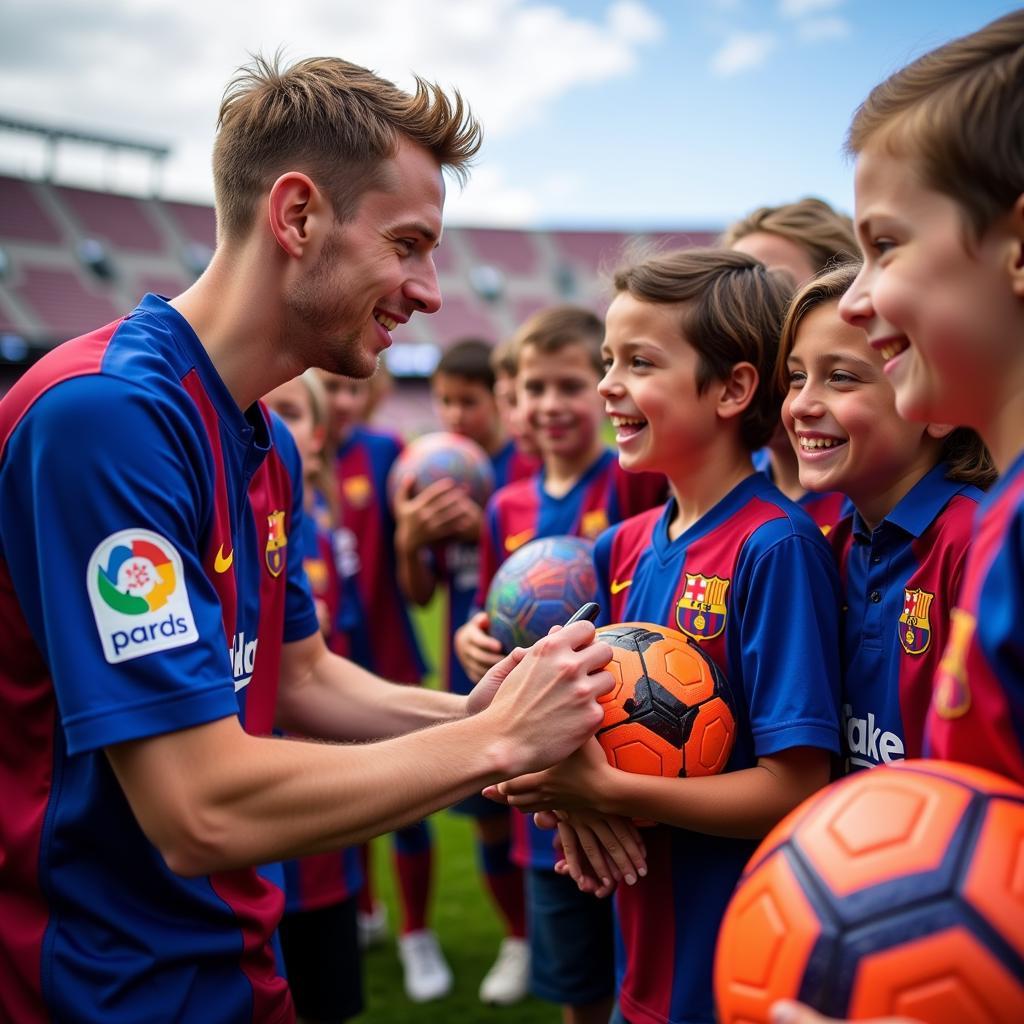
{"left": 287, "top": 138, "right": 446, "bottom": 379}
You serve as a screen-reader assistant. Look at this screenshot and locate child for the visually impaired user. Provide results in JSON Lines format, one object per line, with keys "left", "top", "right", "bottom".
{"left": 491, "top": 335, "right": 542, "bottom": 470}
{"left": 393, "top": 339, "right": 535, "bottom": 1005}
{"left": 779, "top": 263, "right": 993, "bottom": 771}
{"left": 264, "top": 370, "right": 365, "bottom": 1024}
{"left": 456, "top": 304, "right": 666, "bottom": 1024}
{"left": 317, "top": 369, "right": 450, "bottom": 1003}
{"left": 722, "top": 198, "right": 859, "bottom": 533}
{"left": 836, "top": 9, "right": 1024, "bottom": 786}
{"left": 773, "top": 13, "right": 1024, "bottom": 1024}
{"left": 494, "top": 250, "right": 842, "bottom": 1024}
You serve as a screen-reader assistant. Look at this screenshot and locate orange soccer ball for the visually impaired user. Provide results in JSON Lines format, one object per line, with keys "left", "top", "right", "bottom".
{"left": 595, "top": 622, "right": 736, "bottom": 779}
{"left": 714, "top": 759, "right": 1024, "bottom": 1024}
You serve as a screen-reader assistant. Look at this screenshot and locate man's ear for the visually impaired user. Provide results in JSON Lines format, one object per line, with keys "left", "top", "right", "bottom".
{"left": 267, "top": 172, "right": 328, "bottom": 258}
{"left": 717, "top": 361, "right": 758, "bottom": 422}
{"left": 925, "top": 422, "right": 955, "bottom": 441}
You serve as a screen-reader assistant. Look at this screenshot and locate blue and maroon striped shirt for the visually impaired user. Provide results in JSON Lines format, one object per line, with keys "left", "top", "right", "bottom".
{"left": 0, "top": 294, "right": 318, "bottom": 1023}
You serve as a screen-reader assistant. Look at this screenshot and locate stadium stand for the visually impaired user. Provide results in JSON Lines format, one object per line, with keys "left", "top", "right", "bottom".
{"left": 0, "top": 119, "right": 718, "bottom": 415}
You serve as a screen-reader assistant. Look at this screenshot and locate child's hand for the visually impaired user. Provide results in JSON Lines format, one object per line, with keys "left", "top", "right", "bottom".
{"left": 770, "top": 1002, "right": 921, "bottom": 1024}
{"left": 454, "top": 611, "right": 504, "bottom": 683}
{"left": 485, "top": 737, "right": 612, "bottom": 811}
{"left": 393, "top": 476, "right": 476, "bottom": 550}
{"left": 551, "top": 809, "right": 646, "bottom": 898}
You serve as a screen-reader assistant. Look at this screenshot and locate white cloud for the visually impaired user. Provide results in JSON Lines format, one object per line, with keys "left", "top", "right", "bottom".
{"left": 778, "top": 0, "right": 844, "bottom": 17}
{"left": 608, "top": 0, "right": 663, "bottom": 43}
{"left": 444, "top": 164, "right": 543, "bottom": 227}
{"left": 0, "top": 0, "right": 663, "bottom": 201}
{"left": 797, "top": 16, "right": 850, "bottom": 41}
{"left": 710, "top": 32, "right": 777, "bottom": 76}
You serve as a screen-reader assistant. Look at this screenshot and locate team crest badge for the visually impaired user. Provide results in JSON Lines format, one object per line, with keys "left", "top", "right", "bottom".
{"left": 581, "top": 509, "right": 609, "bottom": 539}
{"left": 933, "top": 608, "right": 974, "bottom": 720}
{"left": 898, "top": 587, "right": 934, "bottom": 655}
{"left": 676, "top": 574, "right": 730, "bottom": 641}
{"left": 265, "top": 510, "right": 288, "bottom": 577}
{"left": 342, "top": 475, "right": 372, "bottom": 508}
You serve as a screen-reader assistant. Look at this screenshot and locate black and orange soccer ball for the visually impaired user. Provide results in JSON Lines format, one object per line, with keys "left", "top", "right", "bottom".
{"left": 595, "top": 622, "right": 736, "bottom": 779}
{"left": 714, "top": 759, "right": 1024, "bottom": 1024}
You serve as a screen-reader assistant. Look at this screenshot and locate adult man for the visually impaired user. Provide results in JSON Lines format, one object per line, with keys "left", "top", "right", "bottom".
{"left": 0, "top": 55, "right": 613, "bottom": 1022}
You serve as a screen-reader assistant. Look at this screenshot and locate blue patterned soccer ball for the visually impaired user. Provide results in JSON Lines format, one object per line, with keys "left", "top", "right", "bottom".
{"left": 387, "top": 431, "right": 495, "bottom": 509}
{"left": 485, "top": 535, "right": 597, "bottom": 652}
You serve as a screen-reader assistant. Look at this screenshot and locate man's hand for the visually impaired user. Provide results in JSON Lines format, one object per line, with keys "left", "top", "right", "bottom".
{"left": 482, "top": 620, "right": 613, "bottom": 776}
{"left": 466, "top": 644, "right": 527, "bottom": 716}
{"left": 455, "top": 611, "right": 504, "bottom": 683}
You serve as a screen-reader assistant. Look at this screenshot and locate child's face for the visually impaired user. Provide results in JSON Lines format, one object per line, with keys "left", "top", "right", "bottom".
{"left": 264, "top": 377, "right": 324, "bottom": 480}
{"left": 317, "top": 370, "right": 373, "bottom": 445}
{"left": 599, "top": 293, "right": 717, "bottom": 477}
{"left": 431, "top": 372, "right": 499, "bottom": 449}
{"left": 494, "top": 369, "right": 539, "bottom": 456}
{"left": 517, "top": 342, "right": 603, "bottom": 464}
{"left": 783, "top": 300, "right": 939, "bottom": 523}
{"left": 840, "top": 140, "right": 1020, "bottom": 432}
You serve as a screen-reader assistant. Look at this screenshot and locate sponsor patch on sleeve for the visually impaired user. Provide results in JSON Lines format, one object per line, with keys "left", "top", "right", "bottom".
{"left": 86, "top": 528, "right": 199, "bottom": 664}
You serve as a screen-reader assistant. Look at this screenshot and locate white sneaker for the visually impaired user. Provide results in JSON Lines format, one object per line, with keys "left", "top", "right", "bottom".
{"left": 479, "top": 936, "right": 530, "bottom": 1006}
{"left": 357, "top": 904, "right": 389, "bottom": 950}
{"left": 398, "top": 929, "right": 453, "bottom": 1002}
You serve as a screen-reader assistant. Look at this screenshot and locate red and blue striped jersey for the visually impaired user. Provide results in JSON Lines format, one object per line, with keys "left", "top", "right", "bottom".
{"left": 595, "top": 473, "right": 841, "bottom": 1024}
{"left": 331, "top": 426, "right": 426, "bottom": 683}
{"left": 753, "top": 446, "right": 849, "bottom": 535}
{"left": 0, "top": 294, "right": 319, "bottom": 1023}
{"left": 926, "top": 451, "right": 1024, "bottom": 783}
{"left": 474, "top": 448, "right": 666, "bottom": 867}
{"left": 281, "top": 514, "right": 363, "bottom": 914}
{"left": 830, "top": 463, "right": 981, "bottom": 771}
{"left": 436, "top": 439, "right": 538, "bottom": 696}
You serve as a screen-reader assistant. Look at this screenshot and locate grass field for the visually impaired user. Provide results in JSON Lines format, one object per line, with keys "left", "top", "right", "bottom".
{"left": 353, "top": 596, "right": 560, "bottom": 1023}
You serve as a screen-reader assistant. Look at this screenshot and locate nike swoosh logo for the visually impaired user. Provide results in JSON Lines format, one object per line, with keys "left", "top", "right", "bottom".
{"left": 610, "top": 579, "right": 632, "bottom": 595}
{"left": 214, "top": 545, "right": 234, "bottom": 573}
{"left": 504, "top": 529, "right": 535, "bottom": 553}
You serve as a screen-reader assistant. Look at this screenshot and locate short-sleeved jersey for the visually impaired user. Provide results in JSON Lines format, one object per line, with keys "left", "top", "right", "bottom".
{"left": 595, "top": 473, "right": 841, "bottom": 1024}
{"left": 490, "top": 437, "right": 540, "bottom": 490}
{"left": 830, "top": 463, "right": 981, "bottom": 771}
{"left": 0, "top": 295, "right": 320, "bottom": 1023}
{"left": 926, "top": 452, "right": 1024, "bottom": 783}
{"left": 331, "top": 426, "right": 426, "bottom": 683}
{"left": 282, "top": 514, "right": 363, "bottom": 914}
{"left": 436, "top": 439, "right": 538, "bottom": 696}
{"left": 474, "top": 448, "right": 666, "bottom": 866}
{"left": 753, "top": 446, "right": 849, "bottom": 535}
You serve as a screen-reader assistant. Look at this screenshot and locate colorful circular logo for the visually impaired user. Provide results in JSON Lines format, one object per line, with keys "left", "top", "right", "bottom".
{"left": 97, "top": 538, "right": 177, "bottom": 615}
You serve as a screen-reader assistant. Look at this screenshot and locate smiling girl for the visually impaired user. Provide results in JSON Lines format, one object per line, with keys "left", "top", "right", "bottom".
{"left": 779, "top": 263, "right": 994, "bottom": 771}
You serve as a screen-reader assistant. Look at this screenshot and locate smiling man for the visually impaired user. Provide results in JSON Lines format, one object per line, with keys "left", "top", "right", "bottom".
{"left": 0, "top": 55, "right": 616, "bottom": 1023}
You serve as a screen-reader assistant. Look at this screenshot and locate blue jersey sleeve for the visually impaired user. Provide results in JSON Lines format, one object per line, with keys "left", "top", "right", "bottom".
{"left": 6, "top": 374, "right": 240, "bottom": 756}
{"left": 734, "top": 526, "right": 842, "bottom": 757}
{"left": 266, "top": 413, "right": 319, "bottom": 644}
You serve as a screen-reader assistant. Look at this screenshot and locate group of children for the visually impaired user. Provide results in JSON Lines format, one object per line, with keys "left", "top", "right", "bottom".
{"left": 262, "top": 10, "right": 1024, "bottom": 1024}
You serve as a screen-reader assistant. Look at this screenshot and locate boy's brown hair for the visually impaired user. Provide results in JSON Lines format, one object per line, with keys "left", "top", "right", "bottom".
{"left": 719, "top": 197, "right": 858, "bottom": 275}
{"left": 847, "top": 10, "right": 1024, "bottom": 237}
{"left": 508, "top": 305, "right": 604, "bottom": 377}
{"left": 433, "top": 338, "right": 496, "bottom": 390}
{"left": 777, "top": 263, "right": 996, "bottom": 489}
{"left": 613, "top": 248, "right": 793, "bottom": 451}
{"left": 213, "top": 52, "right": 482, "bottom": 241}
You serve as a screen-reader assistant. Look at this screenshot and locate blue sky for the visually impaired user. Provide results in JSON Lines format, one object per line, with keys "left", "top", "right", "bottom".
{"left": 0, "top": 0, "right": 1019, "bottom": 230}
